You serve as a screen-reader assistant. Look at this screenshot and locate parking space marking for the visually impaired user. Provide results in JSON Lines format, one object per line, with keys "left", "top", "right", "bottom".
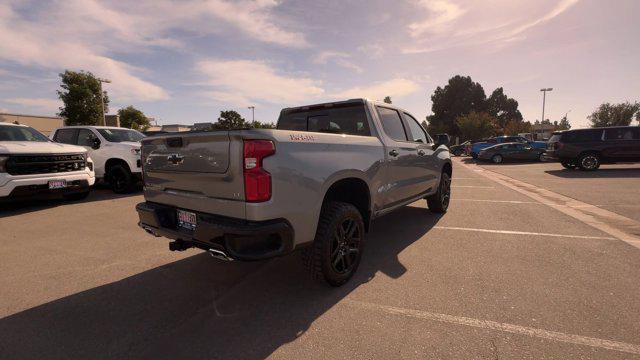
{"left": 451, "top": 185, "right": 495, "bottom": 189}
{"left": 433, "top": 226, "right": 615, "bottom": 240}
{"left": 347, "top": 300, "right": 640, "bottom": 355}
{"left": 453, "top": 159, "right": 640, "bottom": 249}
{"left": 452, "top": 198, "right": 540, "bottom": 204}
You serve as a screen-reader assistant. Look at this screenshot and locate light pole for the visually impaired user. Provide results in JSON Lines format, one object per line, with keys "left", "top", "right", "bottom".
{"left": 97, "top": 78, "right": 111, "bottom": 126}
{"left": 247, "top": 106, "right": 255, "bottom": 123}
{"left": 539, "top": 88, "right": 553, "bottom": 140}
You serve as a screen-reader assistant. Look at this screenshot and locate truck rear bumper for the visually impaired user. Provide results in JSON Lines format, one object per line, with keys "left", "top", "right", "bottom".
{"left": 136, "top": 202, "right": 295, "bottom": 261}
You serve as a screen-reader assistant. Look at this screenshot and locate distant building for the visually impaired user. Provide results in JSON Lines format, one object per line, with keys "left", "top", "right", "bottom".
{"left": 104, "top": 114, "right": 120, "bottom": 127}
{"left": 147, "top": 124, "right": 192, "bottom": 132}
{"left": 532, "top": 123, "right": 556, "bottom": 140}
{"left": 0, "top": 113, "right": 64, "bottom": 136}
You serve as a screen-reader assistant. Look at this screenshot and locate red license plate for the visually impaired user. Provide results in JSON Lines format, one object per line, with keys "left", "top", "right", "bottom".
{"left": 177, "top": 209, "right": 197, "bottom": 230}
{"left": 48, "top": 180, "right": 67, "bottom": 189}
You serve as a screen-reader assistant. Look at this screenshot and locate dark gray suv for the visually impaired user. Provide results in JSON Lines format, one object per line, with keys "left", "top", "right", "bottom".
{"left": 545, "top": 126, "right": 640, "bottom": 170}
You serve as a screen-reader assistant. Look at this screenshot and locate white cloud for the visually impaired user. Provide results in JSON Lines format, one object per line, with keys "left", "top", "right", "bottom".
{"left": 408, "top": 0, "right": 466, "bottom": 37}
{"left": 6, "top": 98, "right": 61, "bottom": 112}
{"left": 197, "top": 60, "right": 324, "bottom": 106}
{"left": 404, "top": 0, "right": 581, "bottom": 53}
{"left": 312, "top": 51, "right": 363, "bottom": 73}
{"left": 0, "top": 0, "right": 308, "bottom": 103}
{"left": 0, "top": 1, "right": 169, "bottom": 102}
{"left": 332, "top": 78, "right": 420, "bottom": 101}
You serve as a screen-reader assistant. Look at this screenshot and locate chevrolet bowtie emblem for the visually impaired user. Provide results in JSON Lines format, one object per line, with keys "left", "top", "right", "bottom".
{"left": 167, "top": 154, "right": 184, "bottom": 165}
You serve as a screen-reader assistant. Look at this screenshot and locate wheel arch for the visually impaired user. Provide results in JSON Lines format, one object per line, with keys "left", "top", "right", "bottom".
{"left": 105, "top": 158, "right": 131, "bottom": 174}
{"left": 320, "top": 175, "right": 372, "bottom": 232}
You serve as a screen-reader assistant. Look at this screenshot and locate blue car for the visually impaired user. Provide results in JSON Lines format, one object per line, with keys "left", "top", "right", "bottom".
{"left": 470, "top": 136, "right": 546, "bottom": 159}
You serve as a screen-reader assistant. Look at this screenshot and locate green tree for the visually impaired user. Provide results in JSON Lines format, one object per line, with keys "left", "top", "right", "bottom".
{"left": 249, "top": 120, "right": 276, "bottom": 129}
{"left": 383, "top": 96, "right": 392, "bottom": 104}
{"left": 557, "top": 115, "right": 571, "bottom": 130}
{"left": 118, "top": 106, "right": 150, "bottom": 130}
{"left": 57, "top": 70, "right": 109, "bottom": 125}
{"left": 455, "top": 112, "right": 496, "bottom": 141}
{"left": 502, "top": 119, "right": 532, "bottom": 136}
{"left": 588, "top": 102, "right": 640, "bottom": 127}
{"left": 486, "top": 87, "right": 523, "bottom": 128}
{"left": 215, "top": 110, "right": 247, "bottom": 129}
{"left": 428, "top": 75, "right": 487, "bottom": 137}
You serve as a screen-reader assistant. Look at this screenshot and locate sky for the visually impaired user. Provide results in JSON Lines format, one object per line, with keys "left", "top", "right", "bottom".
{"left": 0, "top": 0, "right": 638, "bottom": 129}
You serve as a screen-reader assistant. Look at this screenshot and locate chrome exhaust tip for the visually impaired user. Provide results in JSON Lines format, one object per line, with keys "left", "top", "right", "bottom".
{"left": 208, "top": 249, "right": 234, "bottom": 261}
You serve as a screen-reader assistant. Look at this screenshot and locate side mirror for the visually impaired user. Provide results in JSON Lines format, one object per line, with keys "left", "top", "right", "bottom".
{"left": 92, "top": 138, "right": 101, "bottom": 150}
{"left": 435, "top": 133, "right": 450, "bottom": 147}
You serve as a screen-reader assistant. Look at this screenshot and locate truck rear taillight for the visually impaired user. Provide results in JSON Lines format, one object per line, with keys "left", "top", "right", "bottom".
{"left": 243, "top": 140, "right": 275, "bottom": 202}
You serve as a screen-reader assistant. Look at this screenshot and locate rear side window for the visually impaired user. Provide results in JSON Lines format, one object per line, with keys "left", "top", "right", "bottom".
{"left": 563, "top": 129, "right": 602, "bottom": 143}
{"left": 376, "top": 106, "right": 407, "bottom": 141}
{"left": 54, "top": 129, "right": 78, "bottom": 144}
{"left": 277, "top": 104, "right": 371, "bottom": 136}
{"left": 604, "top": 128, "right": 639, "bottom": 140}
{"left": 77, "top": 129, "right": 97, "bottom": 147}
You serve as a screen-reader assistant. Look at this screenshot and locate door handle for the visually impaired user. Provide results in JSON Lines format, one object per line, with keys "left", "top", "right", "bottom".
{"left": 389, "top": 149, "right": 399, "bottom": 157}
{"left": 417, "top": 149, "right": 425, "bottom": 156}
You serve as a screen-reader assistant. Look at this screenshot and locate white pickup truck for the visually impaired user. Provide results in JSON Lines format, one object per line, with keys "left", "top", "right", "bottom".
{"left": 50, "top": 126, "right": 144, "bottom": 193}
{"left": 0, "top": 122, "right": 95, "bottom": 202}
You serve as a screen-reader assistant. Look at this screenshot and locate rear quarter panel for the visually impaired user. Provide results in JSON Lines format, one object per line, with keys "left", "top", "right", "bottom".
{"left": 239, "top": 129, "right": 385, "bottom": 247}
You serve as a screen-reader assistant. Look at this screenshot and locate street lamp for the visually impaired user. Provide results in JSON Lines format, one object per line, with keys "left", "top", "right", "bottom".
{"left": 247, "top": 106, "right": 255, "bottom": 123}
{"left": 97, "top": 78, "right": 111, "bottom": 126}
{"left": 539, "top": 88, "right": 553, "bottom": 140}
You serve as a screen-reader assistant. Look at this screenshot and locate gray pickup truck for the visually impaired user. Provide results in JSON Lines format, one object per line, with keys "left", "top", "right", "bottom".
{"left": 136, "top": 99, "right": 452, "bottom": 286}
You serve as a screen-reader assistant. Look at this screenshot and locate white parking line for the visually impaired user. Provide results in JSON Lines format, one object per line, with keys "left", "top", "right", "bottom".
{"left": 452, "top": 199, "right": 540, "bottom": 204}
{"left": 451, "top": 185, "right": 495, "bottom": 189}
{"left": 347, "top": 300, "right": 640, "bottom": 355}
{"left": 433, "top": 226, "right": 615, "bottom": 240}
{"left": 453, "top": 159, "right": 640, "bottom": 249}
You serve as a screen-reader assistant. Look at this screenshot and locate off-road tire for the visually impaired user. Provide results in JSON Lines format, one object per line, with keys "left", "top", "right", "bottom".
{"left": 427, "top": 172, "right": 451, "bottom": 214}
{"left": 107, "top": 164, "right": 136, "bottom": 193}
{"left": 302, "top": 201, "right": 365, "bottom": 287}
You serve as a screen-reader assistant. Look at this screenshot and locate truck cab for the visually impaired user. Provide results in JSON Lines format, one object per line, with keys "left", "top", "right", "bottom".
{"left": 135, "top": 99, "right": 452, "bottom": 286}
{"left": 51, "top": 126, "right": 144, "bottom": 193}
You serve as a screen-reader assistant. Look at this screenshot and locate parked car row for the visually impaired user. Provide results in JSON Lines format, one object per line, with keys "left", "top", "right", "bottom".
{"left": 1, "top": 122, "right": 145, "bottom": 203}
{"left": 452, "top": 125, "right": 640, "bottom": 171}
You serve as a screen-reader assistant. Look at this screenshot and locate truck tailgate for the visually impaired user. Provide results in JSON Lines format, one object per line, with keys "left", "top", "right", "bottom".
{"left": 141, "top": 132, "right": 245, "bottom": 218}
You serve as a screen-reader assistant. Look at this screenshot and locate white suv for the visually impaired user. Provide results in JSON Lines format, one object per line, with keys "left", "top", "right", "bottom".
{"left": 0, "top": 123, "right": 95, "bottom": 202}
{"left": 51, "top": 126, "right": 144, "bottom": 193}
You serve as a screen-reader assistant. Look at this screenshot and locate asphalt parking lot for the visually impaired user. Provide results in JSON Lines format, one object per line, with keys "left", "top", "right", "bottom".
{"left": 1, "top": 161, "right": 639, "bottom": 359}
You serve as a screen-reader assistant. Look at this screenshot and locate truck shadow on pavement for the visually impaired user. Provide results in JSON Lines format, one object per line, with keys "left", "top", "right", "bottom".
{"left": 545, "top": 167, "right": 640, "bottom": 179}
{"left": 0, "top": 185, "right": 142, "bottom": 218}
{"left": 0, "top": 205, "right": 442, "bottom": 360}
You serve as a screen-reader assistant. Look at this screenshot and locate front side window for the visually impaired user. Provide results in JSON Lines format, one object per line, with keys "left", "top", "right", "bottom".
{"left": 77, "top": 129, "right": 98, "bottom": 147}
{"left": 376, "top": 106, "right": 407, "bottom": 141}
{"left": 0, "top": 126, "right": 50, "bottom": 142}
{"left": 97, "top": 128, "right": 145, "bottom": 142}
{"left": 404, "top": 113, "right": 428, "bottom": 143}
{"left": 53, "top": 129, "right": 78, "bottom": 144}
{"left": 604, "top": 128, "right": 639, "bottom": 140}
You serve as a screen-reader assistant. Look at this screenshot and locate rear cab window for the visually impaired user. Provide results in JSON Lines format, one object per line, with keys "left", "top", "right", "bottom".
{"left": 277, "top": 103, "right": 371, "bottom": 136}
